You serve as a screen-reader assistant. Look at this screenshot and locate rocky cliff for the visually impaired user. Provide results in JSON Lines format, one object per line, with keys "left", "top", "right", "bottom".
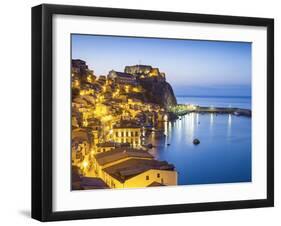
{"left": 139, "top": 79, "right": 177, "bottom": 109}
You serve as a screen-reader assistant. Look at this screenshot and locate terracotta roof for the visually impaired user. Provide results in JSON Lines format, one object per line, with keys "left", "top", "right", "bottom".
{"left": 113, "top": 120, "right": 141, "bottom": 129}
{"left": 95, "top": 149, "right": 153, "bottom": 166}
{"left": 96, "top": 142, "right": 116, "bottom": 148}
{"left": 103, "top": 159, "right": 175, "bottom": 183}
{"left": 80, "top": 177, "right": 109, "bottom": 189}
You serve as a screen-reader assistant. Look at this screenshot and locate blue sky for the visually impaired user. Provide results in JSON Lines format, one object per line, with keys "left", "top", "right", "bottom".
{"left": 72, "top": 34, "right": 252, "bottom": 97}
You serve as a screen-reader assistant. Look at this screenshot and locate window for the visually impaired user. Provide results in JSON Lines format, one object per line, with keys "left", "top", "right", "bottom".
{"left": 121, "top": 132, "right": 124, "bottom": 137}
{"left": 115, "top": 132, "right": 118, "bottom": 137}
{"left": 135, "top": 131, "right": 138, "bottom": 136}
{"left": 126, "top": 131, "right": 129, "bottom": 136}
{"left": 161, "top": 178, "right": 164, "bottom": 184}
{"left": 146, "top": 175, "right": 149, "bottom": 180}
{"left": 157, "top": 173, "right": 160, "bottom": 178}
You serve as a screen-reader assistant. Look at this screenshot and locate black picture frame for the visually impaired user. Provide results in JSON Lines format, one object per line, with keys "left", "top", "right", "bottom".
{"left": 32, "top": 3, "right": 274, "bottom": 222}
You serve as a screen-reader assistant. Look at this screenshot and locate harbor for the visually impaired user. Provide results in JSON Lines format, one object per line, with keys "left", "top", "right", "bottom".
{"left": 169, "top": 104, "right": 251, "bottom": 118}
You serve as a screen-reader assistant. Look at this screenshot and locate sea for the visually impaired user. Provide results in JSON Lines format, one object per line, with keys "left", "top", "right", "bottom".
{"left": 176, "top": 96, "right": 252, "bottom": 109}
{"left": 150, "top": 96, "right": 252, "bottom": 185}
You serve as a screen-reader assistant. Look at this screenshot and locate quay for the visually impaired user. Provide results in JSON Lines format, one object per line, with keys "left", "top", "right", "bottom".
{"left": 169, "top": 105, "right": 251, "bottom": 117}
{"left": 195, "top": 106, "right": 251, "bottom": 117}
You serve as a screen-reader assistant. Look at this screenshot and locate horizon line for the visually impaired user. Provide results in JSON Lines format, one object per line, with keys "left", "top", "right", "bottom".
{"left": 175, "top": 95, "right": 251, "bottom": 98}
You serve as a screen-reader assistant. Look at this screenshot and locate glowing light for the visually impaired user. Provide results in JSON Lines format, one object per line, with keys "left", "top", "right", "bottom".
{"left": 125, "top": 85, "right": 130, "bottom": 93}
{"left": 132, "top": 87, "right": 141, "bottom": 92}
{"left": 82, "top": 160, "right": 88, "bottom": 168}
{"left": 87, "top": 75, "right": 92, "bottom": 83}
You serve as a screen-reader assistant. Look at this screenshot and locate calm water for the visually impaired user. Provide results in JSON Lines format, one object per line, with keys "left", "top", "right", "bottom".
{"left": 149, "top": 96, "right": 252, "bottom": 185}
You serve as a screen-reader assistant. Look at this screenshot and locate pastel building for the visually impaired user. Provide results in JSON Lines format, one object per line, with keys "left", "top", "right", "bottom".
{"left": 93, "top": 149, "right": 177, "bottom": 188}
{"left": 112, "top": 122, "right": 142, "bottom": 147}
{"left": 93, "top": 148, "right": 153, "bottom": 178}
{"left": 103, "top": 159, "right": 177, "bottom": 188}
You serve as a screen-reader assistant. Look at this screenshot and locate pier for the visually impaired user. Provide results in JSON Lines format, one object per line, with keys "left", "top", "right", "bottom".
{"left": 195, "top": 106, "right": 251, "bottom": 117}
{"left": 169, "top": 104, "right": 251, "bottom": 117}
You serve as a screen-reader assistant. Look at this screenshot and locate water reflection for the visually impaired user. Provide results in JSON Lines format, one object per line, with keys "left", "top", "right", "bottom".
{"left": 227, "top": 114, "right": 232, "bottom": 139}
{"left": 196, "top": 113, "right": 199, "bottom": 129}
{"left": 210, "top": 113, "right": 214, "bottom": 127}
{"left": 164, "top": 121, "right": 169, "bottom": 144}
{"left": 148, "top": 112, "right": 251, "bottom": 185}
{"left": 186, "top": 113, "right": 195, "bottom": 142}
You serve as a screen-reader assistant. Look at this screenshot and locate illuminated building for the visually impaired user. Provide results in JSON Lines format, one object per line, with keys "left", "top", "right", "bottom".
{"left": 79, "top": 88, "right": 94, "bottom": 96}
{"left": 124, "top": 65, "right": 165, "bottom": 81}
{"left": 72, "top": 78, "right": 80, "bottom": 89}
{"left": 113, "top": 121, "right": 142, "bottom": 147}
{"left": 72, "top": 59, "right": 95, "bottom": 84}
{"left": 108, "top": 70, "right": 137, "bottom": 85}
{"left": 124, "top": 65, "right": 152, "bottom": 75}
{"left": 93, "top": 148, "right": 153, "bottom": 180}
{"left": 86, "top": 74, "right": 96, "bottom": 84}
{"left": 72, "top": 139, "right": 90, "bottom": 167}
{"left": 102, "top": 158, "right": 177, "bottom": 188}
{"left": 96, "top": 142, "right": 116, "bottom": 153}
{"left": 71, "top": 60, "right": 179, "bottom": 189}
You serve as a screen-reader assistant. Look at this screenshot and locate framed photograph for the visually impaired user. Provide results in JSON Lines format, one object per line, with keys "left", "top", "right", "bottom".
{"left": 32, "top": 4, "right": 274, "bottom": 221}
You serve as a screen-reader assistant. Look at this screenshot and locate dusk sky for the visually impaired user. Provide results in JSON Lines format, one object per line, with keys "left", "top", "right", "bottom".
{"left": 72, "top": 34, "right": 252, "bottom": 97}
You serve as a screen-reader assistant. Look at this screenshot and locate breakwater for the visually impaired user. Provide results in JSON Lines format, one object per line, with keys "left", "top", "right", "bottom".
{"left": 195, "top": 106, "right": 251, "bottom": 117}
{"left": 169, "top": 104, "right": 251, "bottom": 118}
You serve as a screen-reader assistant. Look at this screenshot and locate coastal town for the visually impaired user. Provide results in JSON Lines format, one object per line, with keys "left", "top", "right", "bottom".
{"left": 71, "top": 59, "right": 252, "bottom": 190}
{"left": 71, "top": 59, "right": 179, "bottom": 189}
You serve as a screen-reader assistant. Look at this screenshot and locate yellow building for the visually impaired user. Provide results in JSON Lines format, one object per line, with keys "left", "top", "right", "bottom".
{"left": 96, "top": 142, "right": 116, "bottom": 153}
{"left": 93, "top": 148, "right": 153, "bottom": 178}
{"left": 71, "top": 140, "right": 90, "bottom": 167}
{"left": 148, "top": 68, "right": 160, "bottom": 77}
{"left": 112, "top": 122, "right": 142, "bottom": 147}
{"left": 72, "top": 128, "right": 92, "bottom": 167}
{"left": 90, "top": 128, "right": 100, "bottom": 148}
{"left": 102, "top": 158, "right": 177, "bottom": 188}
{"left": 92, "top": 148, "right": 177, "bottom": 188}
